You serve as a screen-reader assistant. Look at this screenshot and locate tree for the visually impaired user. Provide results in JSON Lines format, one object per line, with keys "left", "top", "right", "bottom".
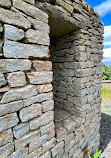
{"left": 102, "top": 64, "right": 111, "bottom": 80}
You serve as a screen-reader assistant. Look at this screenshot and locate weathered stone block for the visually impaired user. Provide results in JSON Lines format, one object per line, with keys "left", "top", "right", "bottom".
{"left": 15, "top": 130, "right": 40, "bottom": 150}
{"left": 42, "top": 100, "right": 54, "bottom": 112}
{"left": 75, "top": 68, "right": 92, "bottom": 77}
{"left": 0, "top": 129, "right": 13, "bottom": 147}
{"left": 8, "top": 148, "right": 28, "bottom": 158}
{"left": 1, "top": 85, "right": 37, "bottom": 104}
{"left": 0, "top": 142, "right": 14, "bottom": 158}
{"left": 33, "top": 60, "right": 52, "bottom": 71}
{"left": 29, "top": 134, "right": 48, "bottom": 153}
{"left": 39, "top": 151, "right": 51, "bottom": 158}
{"left": 0, "top": 7, "right": 31, "bottom": 29}
{"left": 41, "top": 122, "right": 55, "bottom": 135}
{"left": 13, "top": 122, "right": 29, "bottom": 139}
{"left": 23, "top": 0, "right": 35, "bottom": 5}
{"left": 0, "top": 59, "right": 31, "bottom": 73}
{"left": 19, "top": 104, "right": 42, "bottom": 122}
{"left": 4, "top": 24, "right": 24, "bottom": 41}
{"left": 0, "top": 73, "right": 6, "bottom": 87}
{"left": 0, "top": 100, "right": 23, "bottom": 117}
{"left": 25, "top": 148, "right": 41, "bottom": 158}
{"left": 51, "top": 141, "right": 64, "bottom": 157}
{"left": 0, "top": 86, "right": 9, "bottom": 93}
{"left": 0, "top": 113, "right": 19, "bottom": 132}
{"left": 36, "top": 84, "right": 53, "bottom": 93}
{"left": 13, "top": 0, "right": 48, "bottom": 23}
{"left": 3, "top": 41, "right": 49, "bottom": 59}
{"left": 29, "top": 111, "right": 54, "bottom": 130}
{"left": 27, "top": 71, "right": 53, "bottom": 84}
{"left": 7, "top": 71, "right": 27, "bottom": 87}
{"left": 42, "top": 138, "right": 56, "bottom": 153}
{"left": 55, "top": 126, "right": 67, "bottom": 142}
{"left": 0, "top": 0, "right": 11, "bottom": 9}
{"left": 25, "top": 29, "right": 50, "bottom": 46}
{"left": 23, "top": 92, "right": 53, "bottom": 107}
{"left": 0, "top": 24, "right": 3, "bottom": 33}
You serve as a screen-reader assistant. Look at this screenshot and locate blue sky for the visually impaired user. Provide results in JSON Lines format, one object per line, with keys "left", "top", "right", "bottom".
{"left": 85, "top": 0, "right": 111, "bottom": 65}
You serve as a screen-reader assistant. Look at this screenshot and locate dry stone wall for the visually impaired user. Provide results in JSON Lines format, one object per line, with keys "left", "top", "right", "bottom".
{"left": 0, "top": 0, "right": 103, "bottom": 158}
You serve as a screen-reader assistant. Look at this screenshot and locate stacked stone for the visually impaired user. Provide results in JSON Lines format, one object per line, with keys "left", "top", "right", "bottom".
{"left": 0, "top": 0, "right": 103, "bottom": 158}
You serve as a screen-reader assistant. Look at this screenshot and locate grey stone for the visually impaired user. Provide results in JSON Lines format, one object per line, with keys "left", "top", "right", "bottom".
{"left": 1, "top": 85, "right": 38, "bottom": 104}
{"left": 0, "top": 142, "right": 14, "bottom": 158}
{"left": 29, "top": 134, "right": 48, "bottom": 153}
{"left": 13, "top": 122, "right": 29, "bottom": 139}
{"left": 8, "top": 148, "right": 28, "bottom": 158}
{"left": 0, "top": 113, "right": 19, "bottom": 132}
{"left": 19, "top": 104, "right": 42, "bottom": 122}
{"left": 0, "top": 59, "right": 31, "bottom": 73}
{"left": 23, "top": 0, "right": 35, "bottom": 5}
{"left": 40, "top": 122, "right": 55, "bottom": 135}
{"left": 0, "top": 100, "right": 23, "bottom": 117}
{"left": 0, "top": 7, "right": 31, "bottom": 29}
{"left": 23, "top": 92, "right": 53, "bottom": 107}
{"left": 0, "top": 73, "right": 6, "bottom": 87}
{"left": 51, "top": 141, "right": 64, "bottom": 157}
{"left": 25, "top": 29, "right": 50, "bottom": 46}
{"left": 37, "top": 84, "right": 53, "bottom": 93}
{"left": 39, "top": 151, "right": 51, "bottom": 158}
{"left": 15, "top": 130, "right": 40, "bottom": 150}
{"left": 29, "top": 111, "right": 54, "bottom": 130}
{"left": 0, "top": 86, "right": 9, "bottom": 93}
{"left": 4, "top": 24, "right": 24, "bottom": 41}
{"left": 13, "top": 0, "right": 48, "bottom": 23}
{"left": 42, "top": 138, "right": 56, "bottom": 154}
{"left": 42, "top": 100, "right": 54, "bottom": 112}
{"left": 3, "top": 40, "right": 49, "bottom": 59}
{"left": 7, "top": 71, "right": 27, "bottom": 87}
{"left": 0, "top": 24, "right": 3, "bottom": 33}
{"left": 27, "top": 71, "right": 53, "bottom": 84}
{"left": 25, "top": 148, "right": 41, "bottom": 158}
{"left": 0, "top": 129, "right": 13, "bottom": 147}
{"left": 0, "top": 0, "right": 11, "bottom": 9}
{"left": 33, "top": 60, "right": 52, "bottom": 71}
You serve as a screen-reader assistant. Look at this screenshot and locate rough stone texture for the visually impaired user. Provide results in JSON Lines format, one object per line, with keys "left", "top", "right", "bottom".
{"left": 0, "top": 100, "right": 23, "bottom": 117}
{"left": 19, "top": 104, "right": 42, "bottom": 122}
{"left": 7, "top": 71, "right": 27, "bottom": 87}
{"left": 3, "top": 41, "right": 49, "bottom": 59}
{"left": 0, "top": 59, "right": 31, "bottom": 73}
{"left": 23, "top": 0, "right": 35, "bottom": 5}
{"left": 0, "top": 7, "right": 31, "bottom": 29}
{"left": 25, "top": 29, "right": 50, "bottom": 46}
{"left": 0, "top": 142, "right": 14, "bottom": 158}
{"left": 4, "top": 24, "right": 24, "bottom": 41}
{"left": 0, "top": 0, "right": 11, "bottom": 9}
{"left": 13, "top": 122, "right": 29, "bottom": 139}
{"left": 27, "top": 71, "right": 53, "bottom": 84}
{"left": 0, "top": 113, "right": 19, "bottom": 132}
{"left": 0, "top": 24, "right": 3, "bottom": 33}
{"left": 13, "top": 0, "right": 48, "bottom": 23}
{"left": 37, "top": 84, "right": 53, "bottom": 93}
{"left": 33, "top": 60, "right": 52, "bottom": 71}
{"left": 1, "top": 85, "right": 38, "bottom": 103}
{"left": 42, "top": 100, "right": 54, "bottom": 112}
{"left": 0, "top": 73, "right": 6, "bottom": 87}
{"left": 8, "top": 148, "right": 28, "bottom": 158}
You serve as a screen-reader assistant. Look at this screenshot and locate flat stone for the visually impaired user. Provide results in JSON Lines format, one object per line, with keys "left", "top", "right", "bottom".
{"left": 25, "top": 148, "right": 41, "bottom": 158}
{"left": 42, "top": 138, "right": 56, "bottom": 153}
{"left": 7, "top": 71, "right": 27, "bottom": 87}
{"left": 29, "top": 134, "right": 48, "bottom": 153}
{"left": 27, "top": 71, "right": 53, "bottom": 84}
{"left": 15, "top": 130, "right": 40, "bottom": 150}
{"left": 42, "top": 100, "right": 54, "bottom": 112}
{"left": 1, "top": 85, "right": 38, "bottom": 104}
{"left": 25, "top": 29, "right": 49, "bottom": 46}
{"left": 51, "top": 141, "right": 64, "bottom": 157}
{"left": 29, "top": 111, "right": 54, "bottom": 130}
{"left": 27, "top": 17, "right": 50, "bottom": 33}
{"left": 3, "top": 40, "right": 49, "bottom": 59}
{"left": 0, "top": 59, "right": 31, "bottom": 73}
{"left": 0, "top": 86, "right": 9, "bottom": 93}
{"left": 0, "top": 113, "right": 19, "bottom": 132}
{"left": 8, "top": 148, "right": 28, "bottom": 158}
{"left": 75, "top": 68, "right": 92, "bottom": 77}
{"left": 0, "top": 100, "right": 23, "bottom": 117}
{"left": 40, "top": 122, "right": 55, "bottom": 135}
{"left": 39, "top": 151, "right": 51, "bottom": 158}
{"left": 55, "top": 126, "right": 67, "bottom": 142}
{"left": 37, "top": 84, "right": 52, "bottom": 93}
{"left": 0, "top": 142, "right": 14, "bottom": 158}
{"left": 0, "top": 23, "right": 3, "bottom": 33}
{"left": 23, "top": 92, "right": 53, "bottom": 107}
{"left": 33, "top": 60, "right": 52, "bottom": 71}
{"left": 0, "top": 129, "right": 13, "bottom": 147}
{"left": 0, "top": 0, "right": 11, "bottom": 9}
{"left": 19, "top": 104, "right": 42, "bottom": 122}
{"left": 13, "top": 0, "right": 48, "bottom": 23}
{"left": 0, "top": 7, "right": 31, "bottom": 29}
{"left": 4, "top": 24, "right": 24, "bottom": 41}
{"left": 0, "top": 73, "right": 7, "bottom": 87}
{"left": 23, "top": 0, "right": 35, "bottom": 5}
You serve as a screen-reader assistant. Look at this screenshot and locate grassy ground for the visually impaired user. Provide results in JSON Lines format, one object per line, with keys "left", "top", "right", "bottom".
{"left": 101, "top": 85, "right": 111, "bottom": 102}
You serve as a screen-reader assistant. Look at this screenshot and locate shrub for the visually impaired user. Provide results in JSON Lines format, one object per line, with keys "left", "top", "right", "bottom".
{"left": 88, "top": 150, "right": 102, "bottom": 158}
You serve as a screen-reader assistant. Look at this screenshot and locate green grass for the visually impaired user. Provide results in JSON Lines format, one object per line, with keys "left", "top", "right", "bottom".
{"left": 103, "top": 105, "right": 111, "bottom": 113}
{"left": 101, "top": 85, "right": 111, "bottom": 102}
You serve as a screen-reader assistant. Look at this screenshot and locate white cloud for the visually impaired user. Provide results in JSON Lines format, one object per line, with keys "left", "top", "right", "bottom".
{"left": 103, "top": 48, "right": 111, "bottom": 62}
{"left": 94, "top": 0, "right": 111, "bottom": 17}
{"left": 104, "top": 25, "right": 111, "bottom": 47}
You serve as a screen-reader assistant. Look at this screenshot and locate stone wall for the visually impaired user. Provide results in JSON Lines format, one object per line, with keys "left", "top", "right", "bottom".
{"left": 0, "top": 0, "right": 103, "bottom": 158}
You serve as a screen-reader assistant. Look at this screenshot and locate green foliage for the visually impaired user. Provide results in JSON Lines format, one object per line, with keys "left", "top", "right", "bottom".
{"left": 102, "top": 64, "right": 111, "bottom": 80}
{"left": 88, "top": 150, "right": 102, "bottom": 158}
{"left": 101, "top": 85, "right": 111, "bottom": 101}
